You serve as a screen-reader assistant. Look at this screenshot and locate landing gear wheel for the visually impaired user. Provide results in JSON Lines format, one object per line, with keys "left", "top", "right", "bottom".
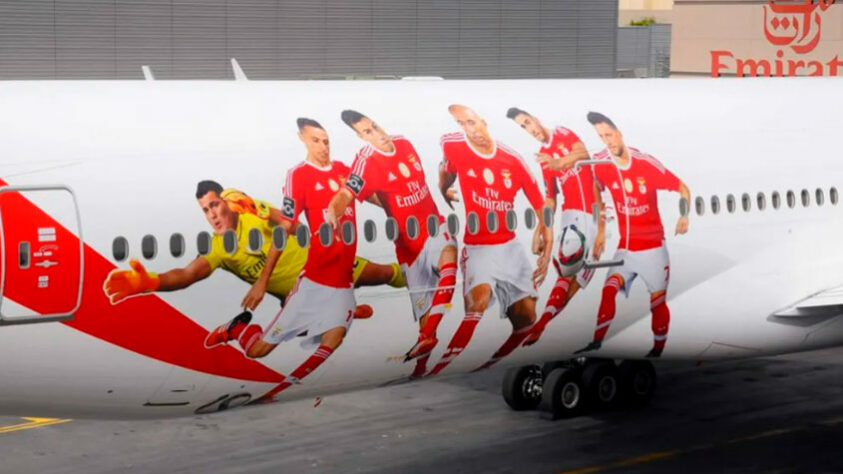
{"left": 539, "top": 367, "right": 585, "bottom": 419}
{"left": 581, "top": 361, "right": 620, "bottom": 410}
{"left": 618, "top": 360, "right": 657, "bottom": 407}
{"left": 502, "top": 365, "right": 543, "bottom": 411}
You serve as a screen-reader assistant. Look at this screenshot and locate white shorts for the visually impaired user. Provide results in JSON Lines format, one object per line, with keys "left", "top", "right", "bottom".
{"left": 555, "top": 209, "right": 597, "bottom": 288}
{"left": 401, "top": 228, "right": 458, "bottom": 321}
{"left": 607, "top": 243, "right": 670, "bottom": 297}
{"left": 262, "top": 276, "right": 355, "bottom": 349}
{"left": 461, "top": 239, "right": 537, "bottom": 318}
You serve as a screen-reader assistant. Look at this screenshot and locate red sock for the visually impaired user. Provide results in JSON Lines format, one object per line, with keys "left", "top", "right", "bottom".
{"left": 594, "top": 275, "right": 622, "bottom": 342}
{"left": 428, "top": 311, "right": 482, "bottom": 375}
{"left": 651, "top": 293, "right": 670, "bottom": 350}
{"left": 423, "top": 262, "right": 458, "bottom": 338}
{"left": 262, "top": 345, "right": 335, "bottom": 399}
{"left": 229, "top": 321, "right": 248, "bottom": 340}
{"left": 476, "top": 325, "right": 533, "bottom": 371}
{"left": 237, "top": 324, "right": 263, "bottom": 352}
{"left": 411, "top": 354, "right": 430, "bottom": 378}
{"left": 537, "top": 278, "right": 572, "bottom": 331}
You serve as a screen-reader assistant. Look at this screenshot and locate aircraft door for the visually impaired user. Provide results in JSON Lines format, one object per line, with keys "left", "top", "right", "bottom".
{"left": 0, "top": 185, "right": 84, "bottom": 325}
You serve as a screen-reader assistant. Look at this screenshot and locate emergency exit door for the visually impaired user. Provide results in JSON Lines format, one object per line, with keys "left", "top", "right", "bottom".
{"left": 0, "top": 185, "right": 84, "bottom": 325}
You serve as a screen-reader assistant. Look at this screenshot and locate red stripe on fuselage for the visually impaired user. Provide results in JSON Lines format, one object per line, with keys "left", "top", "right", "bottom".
{"left": 0, "top": 178, "right": 284, "bottom": 384}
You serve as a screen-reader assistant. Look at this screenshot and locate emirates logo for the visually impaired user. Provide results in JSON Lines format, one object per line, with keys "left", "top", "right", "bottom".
{"left": 764, "top": 0, "right": 835, "bottom": 54}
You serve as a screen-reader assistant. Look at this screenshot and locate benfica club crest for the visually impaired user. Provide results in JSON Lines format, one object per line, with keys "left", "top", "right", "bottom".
{"left": 501, "top": 170, "right": 513, "bottom": 189}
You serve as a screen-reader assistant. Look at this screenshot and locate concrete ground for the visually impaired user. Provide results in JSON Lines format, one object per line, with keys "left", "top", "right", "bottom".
{"left": 2, "top": 348, "right": 843, "bottom": 473}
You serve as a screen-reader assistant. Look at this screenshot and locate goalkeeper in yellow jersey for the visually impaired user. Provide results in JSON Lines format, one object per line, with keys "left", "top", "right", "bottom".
{"left": 102, "top": 180, "right": 405, "bottom": 347}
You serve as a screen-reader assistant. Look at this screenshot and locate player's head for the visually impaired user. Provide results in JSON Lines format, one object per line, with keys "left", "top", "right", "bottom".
{"left": 587, "top": 111, "right": 624, "bottom": 158}
{"left": 506, "top": 107, "right": 548, "bottom": 143}
{"left": 196, "top": 180, "right": 237, "bottom": 234}
{"left": 297, "top": 118, "right": 330, "bottom": 164}
{"left": 449, "top": 104, "right": 492, "bottom": 149}
{"left": 341, "top": 109, "right": 393, "bottom": 153}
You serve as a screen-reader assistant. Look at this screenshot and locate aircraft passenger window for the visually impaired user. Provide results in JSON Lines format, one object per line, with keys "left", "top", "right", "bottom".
{"left": 406, "top": 216, "right": 420, "bottom": 240}
{"left": 786, "top": 190, "right": 796, "bottom": 208}
{"left": 341, "top": 221, "right": 355, "bottom": 245}
{"left": 112, "top": 236, "right": 129, "bottom": 261}
{"left": 272, "top": 226, "right": 287, "bottom": 250}
{"left": 467, "top": 212, "right": 479, "bottom": 235}
{"left": 447, "top": 213, "right": 460, "bottom": 236}
{"left": 741, "top": 193, "right": 751, "bottom": 212}
{"left": 18, "top": 241, "right": 30, "bottom": 269}
{"left": 711, "top": 196, "right": 721, "bottom": 214}
{"left": 816, "top": 188, "right": 825, "bottom": 206}
{"left": 318, "top": 223, "right": 333, "bottom": 246}
{"left": 505, "top": 209, "right": 518, "bottom": 231}
{"left": 757, "top": 192, "right": 766, "bottom": 211}
{"left": 801, "top": 189, "right": 810, "bottom": 207}
{"left": 542, "top": 207, "right": 554, "bottom": 228}
{"left": 772, "top": 191, "right": 781, "bottom": 209}
{"left": 524, "top": 208, "right": 536, "bottom": 230}
{"left": 726, "top": 194, "right": 736, "bottom": 213}
{"left": 248, "top": 228, "right": 263, "bottom": 252}
{"left": 141, "top": 235, "right": 158, "bottom": 260}
{"left": 486, "top": 211, "right": 499, "bottom": 234}
{"left": 831, "top": 187, "right": 839, "bottom": 205}
{"left": 363, "top": 219, "right": 377, "bottom": 243}
{"left": 694, "top": 197, "right": 705, "bottom": 216}
{"left": 296, "top": 225, "right": 310, "bottom": 248}
{"left": 169, "top": 233, "right": 185, "bottom": 258}
{"left": 223, "top": 230, "right": 237, "bottom": 255}
{"left": 427, "top": 215, "right": 439, "bottom": 237}
{"left": 385, "top": 217, "right": 399, "bottom": 242}
{"left": 679, "top": 197, "right": 689, "bottom": 218}
{"left": 197, "top": 231, "right": 212, "bottom": 255}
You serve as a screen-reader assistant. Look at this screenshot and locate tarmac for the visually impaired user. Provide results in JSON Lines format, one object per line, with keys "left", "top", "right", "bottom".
{"left": 2, "top": 347, "right": 843, "bottom": 473}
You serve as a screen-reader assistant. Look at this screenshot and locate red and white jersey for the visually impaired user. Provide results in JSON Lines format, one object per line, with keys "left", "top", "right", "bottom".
{"left": 593, "top": 147, "right": 681, "bottom": 251}
{"left": 440, "top": 132, "right": 544, "bottom": 246}
{"left": 345, "top": 135, "right": 442, "bottom": 266}
{"left": 540, "top": 126, "right": 596, "bottom": 214}
{"left": 282, "top": 160, "right": 357, "bottom": 288}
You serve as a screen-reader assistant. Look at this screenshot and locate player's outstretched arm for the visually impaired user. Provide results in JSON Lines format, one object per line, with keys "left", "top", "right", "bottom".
{"left": 326, "top": 188, "right": 355, "bottom": 230}
{"left": 592, "top": 179, "right": 607, "bottom": 260}
{"left": 242, "top": 245, "right": 282, "bottom": 310}
{"left": 103, "top": 257, "right": 212, "bottom": 305}
{"left": 676, "top": 181, "right": 691, "bottom": 235}
{"left": 532, "top": 201, "right": 554, "bottom": 287}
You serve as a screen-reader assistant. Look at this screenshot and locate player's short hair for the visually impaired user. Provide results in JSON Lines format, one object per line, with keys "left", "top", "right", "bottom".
{"left": 587, "top": 111, "right": 617, "bottom": 130}
{"left": 195, "top": 180, "right": 223, "bottom": 199}
{"left": 340, "top": 110, "right": 367, "bottom": 129}
{"left": 296, "top": 117, "right": 324, "bottom": 131}
{"left": 506, "top": 107, "right": 530, "bottom": 120}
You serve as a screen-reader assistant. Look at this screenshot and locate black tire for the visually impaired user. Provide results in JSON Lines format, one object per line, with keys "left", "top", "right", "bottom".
{"left": 501, "top": 365, "right": 543, "bottom": 411}
{"left": 617, "top": 360, "right": 657, "bottom": 407}
{"left": 581, "top": 361, "right": 620, "bottom": 410}
{"left": 539, "top": 367, "right": 585, "bottom": 420}
{"left": 541, "top": 361, "right": 568, "bottom": 378}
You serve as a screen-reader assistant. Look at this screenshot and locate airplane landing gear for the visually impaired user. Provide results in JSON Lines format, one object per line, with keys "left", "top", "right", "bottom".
{"left": 501, "top": 359, "right": 657, "bottom": 419}
{"left": 501, "top": 365, "right": 543, "bottom": 411}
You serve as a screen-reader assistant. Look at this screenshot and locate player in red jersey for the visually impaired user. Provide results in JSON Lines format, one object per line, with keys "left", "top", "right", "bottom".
{"left": 431, "top": 104, "right": 552, "bottom": 375}
{"left": 327, "top": 110, "right": 459, "bottom": 378}
{"left": 218, "top": 118, "right": 358, "bottom": 400}
{"left": 506, "top": 107, "right": 604, "bottom": 346}
{"left": 575, "top": 112, "right": 691, "bottom": 358}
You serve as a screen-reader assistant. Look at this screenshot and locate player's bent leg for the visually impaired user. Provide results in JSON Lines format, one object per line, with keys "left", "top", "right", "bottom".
{"left": 259, "top": 326, "right": 346, "bottom": 401}
{"left": 354, "top": 257, "right": 405, "bottom": 289}
{"left": 427, "top": 284, "right": 492, "bottom": 376}
{"left": 245, "top": 338, "right": 278, "bottom": 359}
{"left": 474, "top": 297, "right": 537, "bottom": 371}
{"left": 575, "top": 274, "right": 624, "bottom": 354}
{"left": 523, "top": 278, "right": 579, "bottom": 347}
{"left": 204, "top": 311, "right": 253, "bottom": 348}
{"left": 647, "top": 290, "right": 669, "bottom": 358}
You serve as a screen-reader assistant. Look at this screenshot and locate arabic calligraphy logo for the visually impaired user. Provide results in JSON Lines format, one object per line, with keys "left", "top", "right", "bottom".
{"left": 764, "top": 0, "right": 835, "bottom": 54}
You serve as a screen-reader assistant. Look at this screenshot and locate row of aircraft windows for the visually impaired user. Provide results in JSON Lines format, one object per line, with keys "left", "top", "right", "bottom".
{"left": 693, "top": 187, "right": 838, "bottom": 216}
{"left": 111, "top": 186, "right": 839, "bottom": 261}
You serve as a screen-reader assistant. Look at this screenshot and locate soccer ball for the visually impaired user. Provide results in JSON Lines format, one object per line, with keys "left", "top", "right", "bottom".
{"left": 554, "top": 224, "right": 587, "bottom": 277}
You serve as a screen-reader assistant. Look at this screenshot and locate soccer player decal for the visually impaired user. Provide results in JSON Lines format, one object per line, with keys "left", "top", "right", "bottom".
{"left": 432, "top": 105, "right": 552, "bottom": 375}
{"left": 506, "top": 107, "right": 602, "bottom": 346}
{"left": 327, "top": 110, "right": 459, "bottom": 378}
{"left": 575, "top": 112, "right": 691, "bottom": 358}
